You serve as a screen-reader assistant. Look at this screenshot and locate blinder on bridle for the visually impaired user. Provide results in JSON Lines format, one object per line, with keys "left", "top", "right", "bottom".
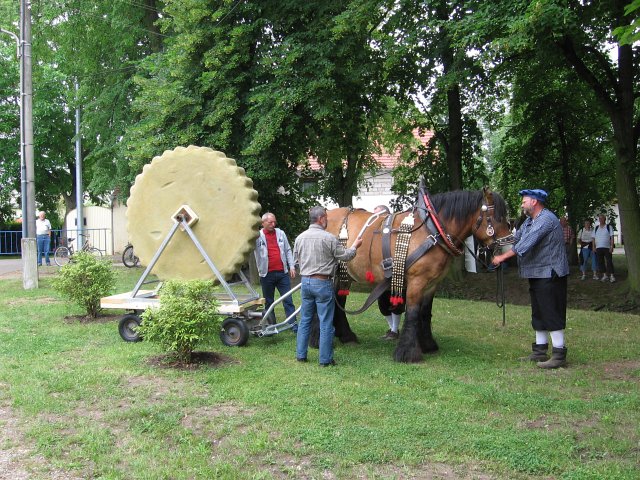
{"left": 473, "top": 203, "right": 515, "bottom": 252}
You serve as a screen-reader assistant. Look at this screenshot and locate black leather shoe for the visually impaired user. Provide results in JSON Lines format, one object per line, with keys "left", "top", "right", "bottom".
{"left": 320, "top": 360, "right": 336, "bottom": 367}
{"left": 296, "top": 357, "right": 307, "bottom": 362}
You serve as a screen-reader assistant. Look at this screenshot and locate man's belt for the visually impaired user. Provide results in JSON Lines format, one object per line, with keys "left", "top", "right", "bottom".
{"left": 304, "top": 274, "right": 330, "bottom": 280}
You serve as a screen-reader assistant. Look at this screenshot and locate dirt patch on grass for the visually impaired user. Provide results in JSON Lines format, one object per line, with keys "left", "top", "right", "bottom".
{"left": 601, "top": 360, "right": 640, "bottom": 382}
{"left": 4, "top": 297, "right": 62, "bottom": 307}
{"left": 0, "top": 403, "right": 84, "bottom": 480}
{"left": 63, "top": 313, "right": 121, "bottom": 323}
{"left": 124, "top": 373, "right": 211, "bottom": 400}
{"left": 146, "top": 351, "right": 236, "bottom": 370}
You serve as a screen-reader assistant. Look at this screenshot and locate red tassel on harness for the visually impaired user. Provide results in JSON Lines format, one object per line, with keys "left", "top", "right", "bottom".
{"left": 365, "top": 270, "right": 375, "bottom": 283}
{"left": 390, "top": 296, "right": 404, "bottom": 306}
{"left": 337, "top": 289, "right": 350, "bottom": 296}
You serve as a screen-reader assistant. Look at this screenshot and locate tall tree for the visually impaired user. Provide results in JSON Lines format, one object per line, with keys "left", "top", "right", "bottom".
{"left": 36, "top": 0, "right": 164, "bottom": 203}
{"left": 492, "top": 55, "right": 616, "bottom": 226}
{"left": 479, "top": 0, "right": 640, "bottom": 294}
{"left": 0, "top": 1, "right": 163, "bottom": 228}
{"left": 124, "top": 0, "right": 393, "bottom": 235}
{"left": 0, "top": 19, "right": 20, "bottom": 224}
{"left": 381, "top": 0, "right": 492, "bottom": 194}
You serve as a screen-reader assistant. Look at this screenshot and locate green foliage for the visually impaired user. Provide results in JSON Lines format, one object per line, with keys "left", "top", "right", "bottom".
{"left": 52, "top": 252, "right": 116, "bottom": 318}
{"left": 138, "top": 279, "right": 221, "bottom": 363}
{"left": 380, "top": 0, "right": 494, "bottom": 193}
{"left": 613, "top": 0, "right": 640, "bottom": 45}
{"left": 491, "top": 56, "right": 616, "bottom": 221}
{"left": 124, "top": 0, "right": 392, "bottom": 209}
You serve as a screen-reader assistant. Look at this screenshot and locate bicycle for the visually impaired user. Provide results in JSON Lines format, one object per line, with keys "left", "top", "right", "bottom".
{"left": 122, "top": 243, "right": 140, "bottom": 268}
{"left": 54, "top": 234, "right": 103, "bottom": 266}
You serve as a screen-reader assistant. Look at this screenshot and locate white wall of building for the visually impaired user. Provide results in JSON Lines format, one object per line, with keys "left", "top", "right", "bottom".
{"left": 322, "top": 170, "right": 398, "bottom": 211}
{"left": 65, "top": 206, "right": 113, "bottom": 255}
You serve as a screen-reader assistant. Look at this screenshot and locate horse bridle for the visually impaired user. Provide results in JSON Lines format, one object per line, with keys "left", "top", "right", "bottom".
{"left": 472, "top": 203, "right": 515, "bottom": 252}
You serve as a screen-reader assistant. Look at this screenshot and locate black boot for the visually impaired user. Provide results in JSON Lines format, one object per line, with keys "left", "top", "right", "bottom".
{"left": 537, "top": 347, "right": 568, "bottom": 369}
{"left": 520, "top": 343, "right": 549, "bottom": 362}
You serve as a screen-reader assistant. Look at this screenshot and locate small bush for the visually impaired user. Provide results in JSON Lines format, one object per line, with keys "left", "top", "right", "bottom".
{"left": 52, "top": 252, "right": 116, "bottom": 318}
{"left": 138, "top": 279, "right": 221, "bottom": 363}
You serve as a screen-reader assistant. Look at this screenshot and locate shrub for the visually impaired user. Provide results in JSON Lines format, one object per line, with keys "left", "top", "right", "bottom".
{"left": 52, "top": 252, "right": 116, "bottom": 318}
{"left": 138, "top": 279, "right": 221, "bottom": 363}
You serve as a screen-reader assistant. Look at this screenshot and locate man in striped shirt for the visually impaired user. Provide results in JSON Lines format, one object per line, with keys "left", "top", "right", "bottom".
{"left": 492, "top": 189, "right": 569, "bottom": 369}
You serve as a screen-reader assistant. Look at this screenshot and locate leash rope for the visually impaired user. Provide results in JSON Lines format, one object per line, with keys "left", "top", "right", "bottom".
{"left": 496, "top": 263, "right": 506, "bottom": 326}
{"left": 464, "top": 242, "right": 507, "bottom": 326}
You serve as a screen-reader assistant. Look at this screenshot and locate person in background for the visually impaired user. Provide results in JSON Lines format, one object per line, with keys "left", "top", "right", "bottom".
{"left": 491, "top": 189, "right": 569, "bottom": 369}
{"left": 294, "top": 206, "right": 362, "bottom": 367}
{"left": 36, "top": 211, "right": 52, "bottom": 267}
{"left": 593, "top": 214, "right": 615, "bottom": 283}
{"left": 254, "top": 212, "right": 297, "bottom": 327}
{"left": 577, "top": 219, "right": 597, "bottom": 280}
{"left": 559, "top": 217, "right": 575, "bottom": 260}
{"left": 373, "top": 205, "right": 403, "bottom": 340}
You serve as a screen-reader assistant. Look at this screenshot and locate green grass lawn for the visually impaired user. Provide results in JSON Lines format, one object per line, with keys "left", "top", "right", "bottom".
{"left": 1, "top": 267, "right": 638, "bottom": 479}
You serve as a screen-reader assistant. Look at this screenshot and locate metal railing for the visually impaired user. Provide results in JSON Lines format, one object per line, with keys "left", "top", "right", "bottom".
{"left": 0, "top": 228, "right": 110, "bottom": 255}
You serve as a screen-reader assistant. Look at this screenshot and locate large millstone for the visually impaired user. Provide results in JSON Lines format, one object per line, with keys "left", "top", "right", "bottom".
{"left": 127, "top": 146, "right": 261, "bottom": 280}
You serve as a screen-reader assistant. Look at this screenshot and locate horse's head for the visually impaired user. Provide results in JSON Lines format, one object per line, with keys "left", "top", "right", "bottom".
{"left": 472, "top": 187, "right": 515, "bottom": 251}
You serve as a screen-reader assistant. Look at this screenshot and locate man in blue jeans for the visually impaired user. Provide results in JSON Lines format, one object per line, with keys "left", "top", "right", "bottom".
{"left": 254, "top": 212, "right": 297, "bottom": 327}
{"left": 36, "top": 211, "right": 52, "bottom": 266}
{"left": 293, "top": 206, "right": 362, "bottom": 366}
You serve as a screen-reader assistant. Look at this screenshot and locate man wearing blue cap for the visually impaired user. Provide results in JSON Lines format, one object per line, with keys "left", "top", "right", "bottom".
{"left": 492, "top": 189, "right": 570, "bottom": 369}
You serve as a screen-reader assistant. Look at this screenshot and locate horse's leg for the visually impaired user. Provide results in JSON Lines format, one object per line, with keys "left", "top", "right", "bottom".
{"left": 393, "top": 301, "right": 423, "bottom": 363}
{"left": 333, "top": 294, "right": 358, "bottom": 344}
{"left": 309, "top": 313, "right": 319, "bottom": 349}
{"left": 417, "top": 291, "right": 438, "bottom": 353}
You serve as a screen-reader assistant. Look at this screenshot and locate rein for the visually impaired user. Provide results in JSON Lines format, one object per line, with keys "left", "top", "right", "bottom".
{"left": 462, "top": 242, "right": 507, "bottom": 326}
{"left": 420, "top": 191, "right": 464, "bottom": 256}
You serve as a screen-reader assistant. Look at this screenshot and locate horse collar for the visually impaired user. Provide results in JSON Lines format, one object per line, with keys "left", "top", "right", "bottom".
{"left": 421, "top": 191, "right": 463, "bottom": 256}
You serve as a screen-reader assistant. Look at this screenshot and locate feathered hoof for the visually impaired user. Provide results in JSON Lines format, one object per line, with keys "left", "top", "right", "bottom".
{"left": 338, "top": 333, "right": 359, "bottom": 344}
{"left": 420, "top": 339, "right": 439, "bottom": 353}
{"left": 393, "top": 345, "right": 423, "bottom": 363}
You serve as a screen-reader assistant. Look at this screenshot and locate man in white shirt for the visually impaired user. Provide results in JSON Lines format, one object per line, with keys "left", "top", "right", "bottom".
{"left": 36, "top": 211, "right": 52, "bottom": 266}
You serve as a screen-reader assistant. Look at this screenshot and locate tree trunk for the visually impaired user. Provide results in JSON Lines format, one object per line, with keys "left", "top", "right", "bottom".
{"left": 612, "top": 131, "right": 640, "bottom": 295}
{"left": 446, "top": 84, "right": 463, "bottom": 191}
{"left": 559, "top": 35, "right": 640, "bottom": 295}
{"left": 557, "top": 117, "right": 579, "bottom": 265}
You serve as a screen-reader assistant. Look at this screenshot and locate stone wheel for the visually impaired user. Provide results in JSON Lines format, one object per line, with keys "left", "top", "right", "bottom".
{"left": 126, "top": 146, "right": 261, "bottom": 280}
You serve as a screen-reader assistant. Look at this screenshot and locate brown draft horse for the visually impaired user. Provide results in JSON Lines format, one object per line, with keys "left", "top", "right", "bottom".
{"left": 325, "top": 188, "right": 513, "bottom": 363}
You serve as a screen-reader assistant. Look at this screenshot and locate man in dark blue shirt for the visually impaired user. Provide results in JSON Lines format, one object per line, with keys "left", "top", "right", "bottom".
{"left": 492, "top": 189, "right": 569, "bottom": 369}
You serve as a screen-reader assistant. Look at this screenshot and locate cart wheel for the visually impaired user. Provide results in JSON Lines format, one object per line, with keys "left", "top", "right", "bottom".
{"left": 220, "top": 317, "right": 249, "bottom": 347}
{"left": 119, "top": 314, "right": 143, "bottom": 342}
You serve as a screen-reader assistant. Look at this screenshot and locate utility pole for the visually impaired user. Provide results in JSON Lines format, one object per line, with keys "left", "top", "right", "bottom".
{"left": 20, "top": 0, "right": 37, "bottom": 289}
{"left": 21, "top": 0, "right": 35, "bottom": 239}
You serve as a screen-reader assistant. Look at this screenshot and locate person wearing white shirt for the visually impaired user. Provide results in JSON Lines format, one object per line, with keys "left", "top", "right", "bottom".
{"left": 577, "top": 219, "right": 596, "bottom": 280}
{"left": 593, "top": 214, "right": 615, "bottom": 283}
{"left": 35, "top": 211, "right": 52, "bottom": 266}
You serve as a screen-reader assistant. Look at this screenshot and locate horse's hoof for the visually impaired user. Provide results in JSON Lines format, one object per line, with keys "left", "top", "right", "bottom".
{"left": 421, "top": 341, "right": 439, "bottom": 353}
{"left": 338, "top": 334, "right": 359, "bottom": 344}
{"left": 393, "top": 346, "right": 423, "bottom": 363}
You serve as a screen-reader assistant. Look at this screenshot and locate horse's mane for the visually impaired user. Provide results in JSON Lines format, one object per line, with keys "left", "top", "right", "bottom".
{"left": 430, "top": 190, "right": 508, "bottom": 223}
